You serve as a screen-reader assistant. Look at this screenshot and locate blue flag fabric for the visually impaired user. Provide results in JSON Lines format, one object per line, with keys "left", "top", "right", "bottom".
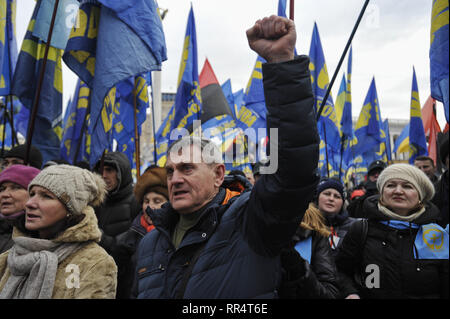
{"left": 393, "top": 123, "right": 410, "bottom": 154}
{"left": 414, "top": 223, "right": 449, "bottom": 259}
{"left": 113, "top": 73, "right": 150, "bottom": 173}
{"left": 33, "top": 0, "right": 79, "bottom": 50}
{"left": 409, "top": 67, "right": 428, "bottom": 163}
{"left": 11, "top": 0, "right": 63, "bottom": 164}
{"left": 63, "top": 1, "right": 166, "bottom": 167}
{"left": 353, "top": 78, "right": 385, "bottom": 157}
{"left": 294, "top": 236, "right": 312, "bottom": 264}
{"left": 430, "top": 0, "right": 449, "bottom": 123}
{"left": 60, "top": 80, "right": 90, "bottom": 164}
{"left": 0, "top": 0, "right": 18, "bottom": 96}
{"left": 341, "top": 46, "right": 353, "bottom": 139}
{"left": 154, "top": 6, "right": 201, "bottom": 167}
{"left": 309, "top": 23, "right": 341, "bottom": 178}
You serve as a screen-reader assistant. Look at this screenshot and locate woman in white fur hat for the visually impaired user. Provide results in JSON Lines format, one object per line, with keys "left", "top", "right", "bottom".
{"left": 0, "top": 165, "right": 117, "bottom": 299}
{"left": 336, "top": 163, "right": 449, "bottom": 299}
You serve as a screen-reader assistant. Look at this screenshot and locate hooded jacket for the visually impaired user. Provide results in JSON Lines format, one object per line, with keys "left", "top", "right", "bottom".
{"left": 94, "top": 152, "right": 140, "bottom": 249}
{"left": 336, "top": 195, "right": 449, "bottom": 299}
{"left": 0, "top": 207, "right": 117, "bottom": 298}
{"left": 135, "top": 56, "right": 320, "bottom": 299}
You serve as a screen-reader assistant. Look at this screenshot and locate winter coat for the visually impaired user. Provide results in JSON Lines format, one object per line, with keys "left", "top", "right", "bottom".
{"left": 432, "top": 169, "right": 449, "bottom": 228}
{"left": 93, "top": 152, "right": 140, "bottom": 298}
{"left": 0, "top": 220, "right": 13, "bottom": 255}
{"left": 135, "top": 56, "right": 320, "bottom": 299}
{"left": 336, "top": 195, "right": 449, "bottom": 299}
{"left": 279, "top": 228, "right": 340, "bottom": 299}
{"left": 323, "top": 209, "right": 358, "bottom": 258}
{"left": 114, "top": 210, "right": 149, "bottom": 299}
{"left": 0, "top": 207, "right": 117, "bottom": 298}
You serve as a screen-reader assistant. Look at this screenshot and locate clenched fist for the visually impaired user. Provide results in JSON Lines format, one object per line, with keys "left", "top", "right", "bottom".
{"left": 246, "top": 15, "right": 296, "bottom": 63}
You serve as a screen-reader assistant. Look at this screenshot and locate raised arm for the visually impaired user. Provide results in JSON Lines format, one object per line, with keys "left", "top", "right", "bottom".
{"left": 243, "top": 16, "right": 320, "bottom": 256}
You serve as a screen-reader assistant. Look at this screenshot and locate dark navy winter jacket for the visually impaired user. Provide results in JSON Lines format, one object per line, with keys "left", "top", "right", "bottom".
{"left": 136, "top": 56, "right": 320, "bottom": 299}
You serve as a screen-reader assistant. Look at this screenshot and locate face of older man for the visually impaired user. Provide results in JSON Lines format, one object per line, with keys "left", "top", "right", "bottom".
{"left": 165, "top": 144, "right": 225, "bottom": 215}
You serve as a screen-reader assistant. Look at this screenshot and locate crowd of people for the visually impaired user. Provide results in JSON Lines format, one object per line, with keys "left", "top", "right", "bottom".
{"left": 0, "top": 15, "right": 448, "bottom": 299}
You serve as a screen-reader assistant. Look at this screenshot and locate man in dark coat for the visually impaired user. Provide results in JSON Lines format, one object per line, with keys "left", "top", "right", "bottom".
{"left": 432, "top": 131, "right": 449, "bottom": 227}
{"left": 135, "top": 15, "right": 320, "bottom": 299}
{"left": 93, "top": 151, "right": 140, "bottom": 298}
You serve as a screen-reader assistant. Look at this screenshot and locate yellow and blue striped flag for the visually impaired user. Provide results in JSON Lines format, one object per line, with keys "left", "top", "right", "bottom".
{"left": 0, "top": 0, "right": 18, "bottom": 96}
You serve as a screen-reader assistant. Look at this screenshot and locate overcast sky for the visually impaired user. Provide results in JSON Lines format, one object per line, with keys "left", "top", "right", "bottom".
{"left": 15, "top": 0, "right": 447, "bottom": 129}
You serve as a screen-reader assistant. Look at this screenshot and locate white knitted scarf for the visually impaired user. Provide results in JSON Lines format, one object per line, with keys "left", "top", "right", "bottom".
{"left": 0, "top": 237, "right": 83, "bottom": 299}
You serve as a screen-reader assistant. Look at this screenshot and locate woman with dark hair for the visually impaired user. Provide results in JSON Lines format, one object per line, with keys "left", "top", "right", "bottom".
{"left": 336, "top": 164, "right": 449, "bottom": 299}
{"left": 0, "top": 165, "right": 117, "bottom": 299}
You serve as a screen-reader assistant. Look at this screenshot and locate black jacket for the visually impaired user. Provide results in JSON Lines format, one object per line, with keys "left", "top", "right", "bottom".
{"left": 0, "top": 220, "right": 13, "bottom": 254}
{"left": 324, "top": 209, "right": 358, "bottom": 258}
{"left": 336, "top": 195, "right": 449, "bottom": 299}
{"left": 432, "top": 169, "right": 449, "bottom": 227}
{"left": 279, "top": 227, "right": 340, "bottom": 299}
{"left": 93, "top": 152, "right": 140, "bottom": 299}
{"left": 135, "top": 56, "right": 320, "bottom": 299}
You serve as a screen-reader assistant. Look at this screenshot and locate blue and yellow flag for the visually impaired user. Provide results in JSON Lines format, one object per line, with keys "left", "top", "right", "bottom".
{"left": 60, "top": 79, "right": 90, "bottom": 164}
{"left": 353, "top": 77, "right": 385, "bottom": 157}
{"left": 11, "top": 0, "right": 63, "bottom": 164}
{"left": 0, "top": 0, "right": 18, "bottom": 96}
{"left": 335, "top": 73, "right": 346, "bottom": 126}
{"left": 409, "top": 67, "right": 428, "bottom": 163}
{"left": 309, "top": 22, "right": 341, "bottom": 178}
{"left": 342, "top": 46, "right": 353, "bottom": 140}
{"left": 63, "top": 0, "right": 167, "bottom": 167}
{"left": 154, "top": 6, "right": 201, "bottom": 167}
{"left": 113, "top": 72, "right": 150, "bottom": 175}
{"left": 393, "top": 123, "right": 410, "bottom": 154}
{"left": 430, "top": 0, "right": 449, "bottom": 123}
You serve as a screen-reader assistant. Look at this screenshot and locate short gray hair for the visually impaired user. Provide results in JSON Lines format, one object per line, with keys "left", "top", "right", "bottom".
{"left": 167, "top": 136, "right": 223, "bottom": 165}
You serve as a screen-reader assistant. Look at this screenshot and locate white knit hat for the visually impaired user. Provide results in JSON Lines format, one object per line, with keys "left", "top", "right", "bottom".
{"left": 376, "top": 163, "right": 435, "bottom": 202}
{"left": 28, "top": 165, "right": 107, "bottom": 216}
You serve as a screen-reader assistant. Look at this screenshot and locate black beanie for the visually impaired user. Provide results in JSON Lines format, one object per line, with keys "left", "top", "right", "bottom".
{"left": 2, "top": 144, "right": 43, "bottom": 169}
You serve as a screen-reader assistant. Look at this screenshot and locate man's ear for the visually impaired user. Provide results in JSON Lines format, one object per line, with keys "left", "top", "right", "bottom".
{"left": 213, "top": 164, "right": 226, "bottom": 188}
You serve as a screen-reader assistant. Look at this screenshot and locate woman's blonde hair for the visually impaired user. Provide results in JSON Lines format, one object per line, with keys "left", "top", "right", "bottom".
{"left": 301, "top": 202, "right": 331, "bottom": 238}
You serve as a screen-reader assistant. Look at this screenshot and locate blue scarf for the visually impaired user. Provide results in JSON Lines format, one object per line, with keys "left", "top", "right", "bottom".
{"left": 379, "top": 220, "right": 449, "bottom": 260}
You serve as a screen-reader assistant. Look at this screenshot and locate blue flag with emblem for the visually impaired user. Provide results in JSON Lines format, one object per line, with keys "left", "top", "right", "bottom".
{"left": 154, "top": 5, "right": 201, "bottom": 167}
{"left": 11, "top": 0, "right": 63, "bottom": 164}
{"left": 60, "top": 79, "right": 91, "bottom": 164}
{"left": 309, "top": 23, "right": 341, "bottom": 178}
{"left": 408, "top": 67, "right": 428, "bottom": 163}
{"left": 415, "top": 223, "right": 449, "bottom": 259}
{"left": 430, "top": 0, "right": 449, "bottom": 123}
{"left": 353, "top": 77, "right": 385, "bottom": 158}
{"left": 63, "top": 0, "right": 167, "bottom": 167}
{"left": 113, "top": 72, "right": 150, "bottom": 175}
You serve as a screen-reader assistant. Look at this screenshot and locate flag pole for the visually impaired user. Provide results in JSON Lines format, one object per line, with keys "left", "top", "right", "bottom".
{"left": 1, "top": 105, "right": 7, "bottom": 156}
{"left": 25, "top": 0, "right": 61, "bottom": 165}
{"left": 150, "top": 87, "right": 158, "bottom": 166}
{"left": 316, "top": 0, "right": 370, "bottom": 121}
{"left": 339, "top": 135, "right": 346, "bottom": 181}
{"left": 8, "top": 96, "right": 18, "bottom": 146}
{"left": 289, "top": 0, "right": 294, "bottom": 20}
{"left": 322, "top": 121, "right": 330, "bottom": 178}
{"left": 133, "top": 78, "right": 141, "bottom": 177}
